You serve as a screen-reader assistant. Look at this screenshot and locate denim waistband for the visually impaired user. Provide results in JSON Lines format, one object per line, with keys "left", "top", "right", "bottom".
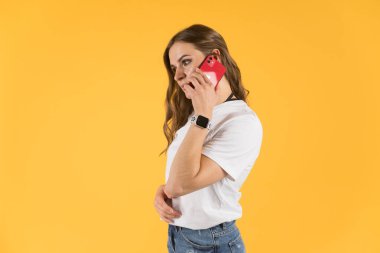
{"left": 170, "top": 220, "right": 236, "bottom": 235}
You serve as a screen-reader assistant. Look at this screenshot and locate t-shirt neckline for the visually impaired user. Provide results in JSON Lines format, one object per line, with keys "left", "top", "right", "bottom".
{"left": 189, "top": 100, "right": 245, "bottom": 118}
{"left": 213, "top": 99, "right": 244, "bottom": 110}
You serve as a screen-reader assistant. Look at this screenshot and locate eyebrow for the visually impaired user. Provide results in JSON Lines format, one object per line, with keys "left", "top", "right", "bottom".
{"left": 170, "top": 54, "right": 190, "bottom": 68}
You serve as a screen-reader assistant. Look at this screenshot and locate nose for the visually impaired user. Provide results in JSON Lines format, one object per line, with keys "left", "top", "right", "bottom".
{"left": 174, "top": 67, "right": 186, "bottom": 83}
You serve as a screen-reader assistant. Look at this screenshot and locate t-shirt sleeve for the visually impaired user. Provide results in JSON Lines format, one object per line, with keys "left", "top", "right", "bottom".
{"left": 201, "top": 115, "right": 263, "bottom": 182}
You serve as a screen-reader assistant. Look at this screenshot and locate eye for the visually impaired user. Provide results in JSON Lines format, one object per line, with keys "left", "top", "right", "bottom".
{"left": 182, "top": 59, "right": 191, "bottom": 67}
{"left": 171, "top": 59, "right": 192, "bottom": 74}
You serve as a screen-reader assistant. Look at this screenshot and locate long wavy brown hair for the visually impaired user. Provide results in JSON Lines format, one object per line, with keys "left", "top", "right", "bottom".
{"left": 159, "top": 24, "right": 251, "bottom": 156}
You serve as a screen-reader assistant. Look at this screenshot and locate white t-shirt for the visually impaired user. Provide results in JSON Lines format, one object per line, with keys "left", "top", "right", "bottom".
{"left": 164, "top": 99, "right": 263, "bottom": 229}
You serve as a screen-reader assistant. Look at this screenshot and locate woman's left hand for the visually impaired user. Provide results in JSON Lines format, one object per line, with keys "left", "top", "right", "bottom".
{"left": 183, "top": 67, "right": 219, "bottom": 118}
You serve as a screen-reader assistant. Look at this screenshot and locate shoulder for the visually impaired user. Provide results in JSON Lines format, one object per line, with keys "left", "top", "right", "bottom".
{"left": 218, "top": 107, "right": 262, "bottom": 133}
{"left": 206, "top": 110, "right": 262, "bottom": 147}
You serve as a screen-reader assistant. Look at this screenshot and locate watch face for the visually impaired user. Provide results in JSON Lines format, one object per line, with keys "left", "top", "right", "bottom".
{"left": 196, "top": 115, "right": 209, "bottom": 128}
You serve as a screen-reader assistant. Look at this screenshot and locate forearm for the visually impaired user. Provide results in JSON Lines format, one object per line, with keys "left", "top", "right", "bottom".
{"left": 165, "top": 124, "right": 209, "bottom": 198}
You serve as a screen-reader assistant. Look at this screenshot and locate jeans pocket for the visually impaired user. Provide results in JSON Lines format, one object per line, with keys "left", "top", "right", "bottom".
{"left": 167, "top": 225, "right": 176, "bottom": 252}
{"left": 179, "top": 227, "right": 215, "bottom": 250}
{"left": 228, "top": 232, "right": 246, "bottom": 253}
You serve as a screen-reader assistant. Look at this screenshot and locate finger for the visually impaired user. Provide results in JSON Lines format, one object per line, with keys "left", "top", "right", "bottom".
{"left": 183, "top": 83, "right": 195, "bottom": 97}
{"left": 155, "top": 198, "right": 182, "bottom": 216}
{"left": 155, "top": 198, "right": 175, "bottom": 216}
{"left": 163, "top": 200, "right": 182, "bottom": 216}
{"left": 155, "top": 202, "right": 181, "bottom": 219}
{"left": 160, "top": 211, "right": 176, "bottom": 224}
{"left": 195, "top": 68, "right": 212, "bottom": 86}
{"left": 187, "top": 76, "right": 202, "bottom": 91}
{"left": 190, "top": 71, "right": 206, "bottom": 87}
{"left": 160, "top": 215, "right": 174, "bottom": 224}
{"left": 154, "top": 185, "right": 181, "bottom": 217}
{"left": 159, "top": 210, "right": 174, "bottom": 223}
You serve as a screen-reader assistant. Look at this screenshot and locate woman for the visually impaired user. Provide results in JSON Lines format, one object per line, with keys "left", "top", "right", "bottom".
{"left": 154, "top": 24, "right": 263, "bottom": 253}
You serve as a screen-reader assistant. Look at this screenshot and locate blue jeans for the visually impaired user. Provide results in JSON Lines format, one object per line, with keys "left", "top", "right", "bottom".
{"left": 167, "top": 220, "right": 246, "bottom": 252}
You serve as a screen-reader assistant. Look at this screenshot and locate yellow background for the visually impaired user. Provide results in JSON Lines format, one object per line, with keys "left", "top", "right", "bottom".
{"left": 1, "top": 0, "right": 379, "bottom": 252}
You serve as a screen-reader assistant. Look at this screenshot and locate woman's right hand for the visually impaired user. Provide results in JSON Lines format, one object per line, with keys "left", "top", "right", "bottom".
{"left": 154, "top": 184, "right": 182, "bottom": 224}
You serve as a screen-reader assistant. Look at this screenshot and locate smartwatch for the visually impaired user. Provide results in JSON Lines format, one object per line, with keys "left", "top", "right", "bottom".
{"left": 190, "top": 114, "right": 211, "bottom": 130}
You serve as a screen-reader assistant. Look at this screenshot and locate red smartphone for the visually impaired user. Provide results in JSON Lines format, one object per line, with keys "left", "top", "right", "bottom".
{"left": 197, "top": 54, "right": 226, "bottom": 90}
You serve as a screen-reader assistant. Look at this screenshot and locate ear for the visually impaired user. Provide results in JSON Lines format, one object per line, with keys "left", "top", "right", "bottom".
{"left": 211, "top": 49, "right": 222, "bottom": 62}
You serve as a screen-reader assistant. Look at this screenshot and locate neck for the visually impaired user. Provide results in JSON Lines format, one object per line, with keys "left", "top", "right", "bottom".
{"left": 215, "top": 76, "right": 234, "bottom": 105}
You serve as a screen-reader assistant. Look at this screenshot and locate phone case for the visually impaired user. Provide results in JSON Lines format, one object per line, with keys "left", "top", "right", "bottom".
{"left": 198, "top": 54, "right": 226, "bottom": 90}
